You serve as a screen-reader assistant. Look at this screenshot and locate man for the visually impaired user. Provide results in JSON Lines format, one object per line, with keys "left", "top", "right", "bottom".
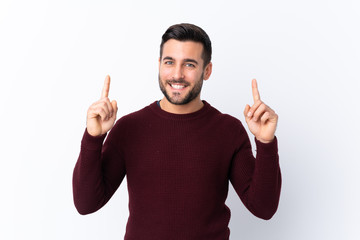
{"left": 73, "top": 23, "right": 281, "bottom": 240}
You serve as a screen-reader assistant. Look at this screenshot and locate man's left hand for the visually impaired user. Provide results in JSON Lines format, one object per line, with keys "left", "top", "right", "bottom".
{"left": 244, "top": 79, "right": 278, "bottom": 143}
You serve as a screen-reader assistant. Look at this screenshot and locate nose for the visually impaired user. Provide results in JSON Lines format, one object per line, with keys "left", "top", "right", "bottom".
{"left": 172, "top": 64, "right": 184, "bottom": 80}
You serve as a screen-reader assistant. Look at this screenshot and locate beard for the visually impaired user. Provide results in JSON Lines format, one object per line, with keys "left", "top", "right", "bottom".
{"left": 158, "top": 72, "right": 204, "bottom": 105}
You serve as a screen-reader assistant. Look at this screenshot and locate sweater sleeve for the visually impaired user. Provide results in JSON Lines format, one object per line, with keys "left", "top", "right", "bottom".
{"left": 72, "top": 127, "right": 126, "bottom": 215}
{"left": 229, "top": 126, "right": 281, "bottom": 220}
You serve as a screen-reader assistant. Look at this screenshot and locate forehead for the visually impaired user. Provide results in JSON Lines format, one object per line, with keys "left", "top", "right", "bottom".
{"left": 162, "top": 39, "right": 204, "bottom": 61}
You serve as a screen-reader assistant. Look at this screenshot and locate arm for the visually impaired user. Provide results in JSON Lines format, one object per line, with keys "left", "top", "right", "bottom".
{"left": 72, "top": 75, "right": 125, "bottom": 215}
{"left": 230, "top": 131, "right": 281, "bottom": 220}
{"left": 72, "top": 128, "right": 126, "bottom": 215}
{"left": 230, "top": 79, "right": 281, "bottom": 220}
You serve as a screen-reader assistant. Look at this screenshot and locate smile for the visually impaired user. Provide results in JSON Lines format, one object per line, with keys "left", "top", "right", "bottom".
{"left": 169, "top": 83, "right": 187, "bottom": 90}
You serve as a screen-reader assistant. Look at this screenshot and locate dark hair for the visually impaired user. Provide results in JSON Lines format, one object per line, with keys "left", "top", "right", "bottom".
{"left": 160, "top": 23, "right": 212, "bottom": 68}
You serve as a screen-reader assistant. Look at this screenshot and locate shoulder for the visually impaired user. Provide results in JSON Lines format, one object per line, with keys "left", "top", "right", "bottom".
{"left": 119, "top": 102, "right": 154, "bottom": 122}
{"left": 206, "top": 101, "right": 246, "bottom": 132}
{"left": 204, "top": 102, "right": 250, "bottom": 148}
{"left": 108, "top": 102, "right": 157, "bottom": 136}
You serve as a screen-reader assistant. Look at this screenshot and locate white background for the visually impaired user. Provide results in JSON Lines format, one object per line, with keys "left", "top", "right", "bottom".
{"left": 1, "top": 0, "right": 359, "bottom": 239}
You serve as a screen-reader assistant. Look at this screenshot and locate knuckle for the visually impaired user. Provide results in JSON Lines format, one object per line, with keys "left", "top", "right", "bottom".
{"left": 100, "top": 102, "right": 108, "bottom": 109}
{"left": 88, "top": 105, "right": 96, "bottom": 113}
{"left": 98, "top": 107, "right": 106, "bottom": 114}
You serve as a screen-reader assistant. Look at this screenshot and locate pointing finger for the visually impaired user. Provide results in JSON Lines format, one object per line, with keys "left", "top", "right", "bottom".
{"left": 252, "top": 79, "right": 261, "bottom": 103}
{"left": 101, "top": 75, "right": 111, "bottom": 98}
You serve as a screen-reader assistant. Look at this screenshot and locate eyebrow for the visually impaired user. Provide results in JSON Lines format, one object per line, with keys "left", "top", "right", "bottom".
{"left": 162, "top": 56, "right": 199, "bottom": 65}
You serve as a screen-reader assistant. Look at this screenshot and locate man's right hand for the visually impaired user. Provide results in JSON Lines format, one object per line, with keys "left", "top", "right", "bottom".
{"left": 86, "top": 75, "right": 118, "bottom": 137}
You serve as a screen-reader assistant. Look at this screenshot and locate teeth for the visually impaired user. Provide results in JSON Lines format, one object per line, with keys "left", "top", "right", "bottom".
{"left": 171, "top": 84, "right": 185, "bottom": 89}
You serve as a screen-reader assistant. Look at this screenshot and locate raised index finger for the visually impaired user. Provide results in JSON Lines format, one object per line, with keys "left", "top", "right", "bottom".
{"left": 101, "top": 75, "right": 111, "bottom": 98}
{"left": 252, "top": 78, "right": 261, "bottom": 102}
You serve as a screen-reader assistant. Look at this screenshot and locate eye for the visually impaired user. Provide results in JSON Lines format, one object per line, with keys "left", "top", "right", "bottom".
{"left": 164, "top": 61, "right": 174, "bottom": 65}
{"left": 185, "top": 63, "right": 195, "bottom": 68}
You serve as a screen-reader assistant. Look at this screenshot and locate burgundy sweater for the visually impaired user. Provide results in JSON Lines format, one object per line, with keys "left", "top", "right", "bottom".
{"left": 73, "top": 101, "right": 281, "bottom": 240}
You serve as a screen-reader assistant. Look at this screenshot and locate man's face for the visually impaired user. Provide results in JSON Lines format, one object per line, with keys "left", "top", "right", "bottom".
{"left": 158, "top": 39, "right": 212, "bottom": 105}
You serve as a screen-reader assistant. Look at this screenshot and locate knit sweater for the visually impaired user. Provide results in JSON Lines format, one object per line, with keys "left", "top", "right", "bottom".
{"left": 73, "top": 101, "right": 281, "bottom": 240}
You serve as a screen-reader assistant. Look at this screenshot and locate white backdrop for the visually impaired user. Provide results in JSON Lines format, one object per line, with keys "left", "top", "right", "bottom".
{"left": 1, "top": 0, "right": 359, "bottom": 239}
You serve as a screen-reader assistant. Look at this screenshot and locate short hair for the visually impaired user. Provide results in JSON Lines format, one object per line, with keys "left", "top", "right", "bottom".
{"left": 160, "top": 23, "right": 212, "bottom": 68}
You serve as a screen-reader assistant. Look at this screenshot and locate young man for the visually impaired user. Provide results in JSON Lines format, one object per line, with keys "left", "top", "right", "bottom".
{"left": 73, "top": 23, "right": 281, "bottom": 240}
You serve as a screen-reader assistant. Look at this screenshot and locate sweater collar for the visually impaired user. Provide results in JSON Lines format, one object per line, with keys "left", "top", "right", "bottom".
{"left": 149, "top": 100, "right": 211, "bottom": 120}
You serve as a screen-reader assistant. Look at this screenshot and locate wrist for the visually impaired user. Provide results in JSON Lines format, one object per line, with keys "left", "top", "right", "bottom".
{"left": 255, "top": 136, "right": 275, "bottom": 144}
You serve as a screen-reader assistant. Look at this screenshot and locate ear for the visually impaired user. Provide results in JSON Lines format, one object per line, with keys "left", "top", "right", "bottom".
{"left": 203, "top": 62, "right": 212, "bottom": 81}
{"left": 158, "top": 57, "right": 161, "bottom": 69}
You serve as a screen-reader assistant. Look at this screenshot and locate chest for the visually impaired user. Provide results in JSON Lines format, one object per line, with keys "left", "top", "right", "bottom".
{"left": 122, "top": 122, "right": 235, "bottom": 191}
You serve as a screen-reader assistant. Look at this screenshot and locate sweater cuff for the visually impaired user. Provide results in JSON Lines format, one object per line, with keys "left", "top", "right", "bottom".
{"left": 81, "top": 128, "right": 107, "bottom": 150}
{"left": 255, "top": 136, "right": 278, "bottom": 156}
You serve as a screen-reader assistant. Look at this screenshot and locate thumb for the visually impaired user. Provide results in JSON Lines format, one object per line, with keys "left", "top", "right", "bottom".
{"left": 111, "top": 100, "right": 118, "bottom": 113}
{"left": 243, "top": 104, "right": 250, "bottom": 121}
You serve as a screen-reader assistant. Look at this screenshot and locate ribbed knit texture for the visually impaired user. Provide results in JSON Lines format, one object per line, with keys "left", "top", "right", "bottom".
{"left": 73, "top": 101, "right": 281, "bottom": 240}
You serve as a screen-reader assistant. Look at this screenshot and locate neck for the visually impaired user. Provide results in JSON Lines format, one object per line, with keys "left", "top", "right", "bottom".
{"left": 159, "top": 97, "right": 204, "bottom": 114}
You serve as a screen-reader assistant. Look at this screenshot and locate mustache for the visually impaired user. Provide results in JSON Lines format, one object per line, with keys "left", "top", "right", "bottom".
{"left": 166, "top": 79, "right": 190, "bottom": 85}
